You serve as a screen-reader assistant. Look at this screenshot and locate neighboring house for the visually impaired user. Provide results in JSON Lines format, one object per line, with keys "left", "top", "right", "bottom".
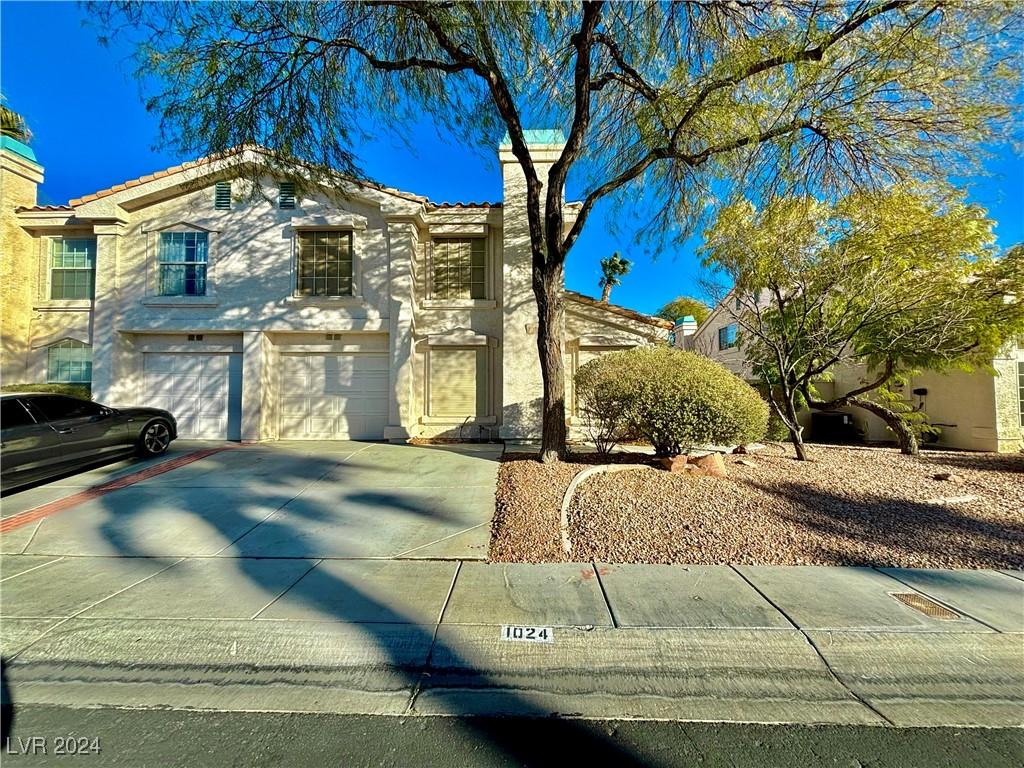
{"left": 682, "top": 294, "right": 1024, "bottom": 453}
{"left": 0, "top": 132, "right": 669, "bottom": 442}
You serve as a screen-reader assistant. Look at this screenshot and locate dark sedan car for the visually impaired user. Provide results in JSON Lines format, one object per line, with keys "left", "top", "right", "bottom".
{"left": 0, "top": 393, "right": 177, "bottom": 492}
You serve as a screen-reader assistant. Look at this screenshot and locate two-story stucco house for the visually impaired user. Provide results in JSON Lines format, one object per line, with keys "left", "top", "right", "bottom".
{"left": 677, "top": 292, "right": 1024, "bottom": 453}
{"left": 0, "top": 132, "right": 670, "bottom": 442}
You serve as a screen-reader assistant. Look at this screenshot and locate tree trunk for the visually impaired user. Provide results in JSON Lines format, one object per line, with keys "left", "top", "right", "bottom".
{"left": 847, "top": 396, "right": 919, "bottom": 455}
{"left": 600, "top": 283, "right": 611, "bottom": 302}
{"left": 535, "top": 261, "right": 567, "bottom": 463}
{"left": 781, "top": 388, "right": 808, "bottom": 461}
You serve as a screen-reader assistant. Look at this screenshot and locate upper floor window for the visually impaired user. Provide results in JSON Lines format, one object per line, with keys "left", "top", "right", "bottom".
{"left": 47, "top": 339, "right": 92, "bottom": 383}
{"left": 279, "top": 182, "right": 296, "bottom": 209}
{"left": 158, "top": 232, "right": 208, "bottom": 296}
{"left": 214, "top": 181, "right": 231, "bottom": 210}
{"left": 296, "top": 230, "right": 353, "bottom": 297}
{"left": 432, "top": 238, "right": 485, "bottom": 300}
{"left": 718, "top": 323, "right": 738, "bottom": 350}
{"left": 50, "top": 238, "right": 96, "bottom": 300}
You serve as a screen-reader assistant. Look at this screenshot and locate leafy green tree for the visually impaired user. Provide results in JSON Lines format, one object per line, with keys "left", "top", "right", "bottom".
{"left": 701, "top": 187, "right": 1024, "bottom": 460}
{"left": 598, "top": 251, "right": 631, "bottom": 302}
{"left": 95, "top": 1, "right": 1021, "bottom": 461}
{"left": 656, "top": 296, "right": 711, "bottom": 325}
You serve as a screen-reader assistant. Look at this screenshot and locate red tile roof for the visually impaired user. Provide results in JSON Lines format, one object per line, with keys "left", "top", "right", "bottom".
{"left": 15, "top": 204, "right": 73, "bottom": 213}
{"left": 427, "top": 201, "right": 502, "bottom": 209}
{"left": 565, "top": 290, "right": 672, "bottom": 329}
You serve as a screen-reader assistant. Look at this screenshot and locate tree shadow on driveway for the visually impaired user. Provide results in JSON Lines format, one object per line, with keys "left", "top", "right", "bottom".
{"left": 6, "top": 445, "right": 657, "bottom": 767}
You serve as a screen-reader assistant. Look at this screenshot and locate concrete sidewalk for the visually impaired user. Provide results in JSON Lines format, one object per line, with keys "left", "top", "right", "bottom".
{"left": 2, "top": 559, "right": 1021, "bottom": 727}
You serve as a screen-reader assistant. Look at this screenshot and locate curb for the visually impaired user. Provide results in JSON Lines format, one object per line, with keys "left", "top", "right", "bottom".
{"left": 560, "top": 463, "right": 655, "bottom": 555}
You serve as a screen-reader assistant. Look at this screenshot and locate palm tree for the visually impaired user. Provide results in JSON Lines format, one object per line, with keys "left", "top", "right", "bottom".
{"left": 598, "top": 251, "right": 632, "bottom": 303}
{"left": 1, "top": 101, "right": 31, "bottom": 143}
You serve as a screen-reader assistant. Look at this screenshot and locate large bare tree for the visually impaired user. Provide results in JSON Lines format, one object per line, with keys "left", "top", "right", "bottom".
{"left": 97, "top": 1, "right": 1020, "bottom": 461}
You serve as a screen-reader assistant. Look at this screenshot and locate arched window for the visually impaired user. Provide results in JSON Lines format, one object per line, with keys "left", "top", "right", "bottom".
{"left": 47, "top": 339, "right": 92, "bottom": 383}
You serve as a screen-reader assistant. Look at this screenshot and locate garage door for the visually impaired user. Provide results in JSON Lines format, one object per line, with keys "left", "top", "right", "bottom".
{"left": 279, "top": 353, "right": 389, "bottom": 439}
{"left": 143, "top": 353, "right": 243, "bottom": 439}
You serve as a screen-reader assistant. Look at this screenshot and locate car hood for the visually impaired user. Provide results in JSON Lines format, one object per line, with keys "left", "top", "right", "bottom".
{"left": 111, "top": 406, "right": 176, "bottom": 421}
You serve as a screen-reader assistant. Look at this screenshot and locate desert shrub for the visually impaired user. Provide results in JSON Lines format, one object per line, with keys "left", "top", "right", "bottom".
{"left": 575, "top": 356, "right": 633, "bottom": 457}
{"left": 579, "top": 347, "right": 768, "bottom": 456}
{"left": 1, "top": 383, "right": 92, "bottom": 400}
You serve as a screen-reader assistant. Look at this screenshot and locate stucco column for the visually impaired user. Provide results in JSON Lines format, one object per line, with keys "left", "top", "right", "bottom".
{"left": 241, "top": 330, "right": 264, "bottom": 442}
{"left": 383, "top": 216, "right": 418, "bottom": 441}
{"left": 89, "top": 223, "right": 125, "bottom": 403}
{"left": 499, "top": 135, "right": 565, "bottom": 439}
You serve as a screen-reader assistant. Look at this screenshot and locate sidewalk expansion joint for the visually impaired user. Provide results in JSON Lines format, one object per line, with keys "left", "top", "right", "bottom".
{"left": 728, "top": 565, "right": 895, "bottom": 727}
{"left": 869, "top": 566, "right": 1003, "bottom": 633}
{"left": 405, "top": 560, "right": 462, "bottom": 714}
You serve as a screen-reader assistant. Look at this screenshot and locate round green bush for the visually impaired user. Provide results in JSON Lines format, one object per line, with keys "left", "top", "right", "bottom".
{"left": 576, "top": 347, "right": 768, "bottom": 456}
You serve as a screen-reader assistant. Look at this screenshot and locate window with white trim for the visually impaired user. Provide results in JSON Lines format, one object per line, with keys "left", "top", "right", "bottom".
{"left": 718, "top": 323, "right": 738, "bottom": 350}
{"left": 158, "top": 232, "right": 208, "bottom": 296}
{"left": 296, "top": 230, "right": 353, "bottom": 296}
{"left": 431, "top": 238, "right": 486, "bottom": 300}
{"left": 50, "top": 238, "right": 96, "bottom": 300}
{"left": 47, "top": 339, "right": 92, "bottom": 383}
{"left": 429, "top": 347, "right": 488, "bottom": 418}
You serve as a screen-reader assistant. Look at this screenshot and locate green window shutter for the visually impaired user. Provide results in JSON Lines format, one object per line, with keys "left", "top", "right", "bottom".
{"left": 214, "top": 181, "right": 231, "bottom": 210}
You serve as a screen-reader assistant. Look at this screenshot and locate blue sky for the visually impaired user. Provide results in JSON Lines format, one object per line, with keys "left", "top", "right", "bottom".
{"left": 2, "top": 2, "right": 1021, "bottom": 315}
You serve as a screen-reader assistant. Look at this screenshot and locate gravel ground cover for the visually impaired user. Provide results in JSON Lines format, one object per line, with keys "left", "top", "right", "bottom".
{"left": 489, "top": 445, "right": 1024, "bottom": 568}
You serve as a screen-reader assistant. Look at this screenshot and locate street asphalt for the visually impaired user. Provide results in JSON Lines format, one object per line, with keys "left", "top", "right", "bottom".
{"left": 2, "top": 706, "right": 1022, "bottom": 768}
{"left": 1, "top": 440, "right": 1022, "bottom": 765}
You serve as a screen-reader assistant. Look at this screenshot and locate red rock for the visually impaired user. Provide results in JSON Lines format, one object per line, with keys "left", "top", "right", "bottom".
{"left": 656, "top": 456, "right": 689, "bottom": 473}
{"left": 692, "top": 453, "right": 728, "bottom": 478}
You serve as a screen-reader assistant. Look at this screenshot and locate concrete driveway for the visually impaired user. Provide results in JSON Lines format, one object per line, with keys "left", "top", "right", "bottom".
{"left": 1, "top": 440, "right": 501, "bottom": 560}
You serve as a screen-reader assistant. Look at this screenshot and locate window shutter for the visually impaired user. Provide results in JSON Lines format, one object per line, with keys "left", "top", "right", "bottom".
{"left": 279, "top": 182, "right": 296, "bottom": 209}
{"left": 214, "top": 181, "right": 231, "bottom": 210}
{"left": 430, "top": 348, "right": 485, "bottom": 417}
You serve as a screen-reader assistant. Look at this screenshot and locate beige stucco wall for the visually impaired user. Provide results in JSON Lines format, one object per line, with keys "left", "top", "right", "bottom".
{"left": 1, "top": 148, "right": 43, "bottom": 384}
{"left": 10, "top": 146, "right": 666, "bottom": 441}
{"left": 992, "top": 341, "right": 1023, "bottom": 452}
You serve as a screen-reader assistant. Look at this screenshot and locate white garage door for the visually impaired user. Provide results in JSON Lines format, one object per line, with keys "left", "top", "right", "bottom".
{"left": 279, "top": 353, "right": 389, "bottom": 439}
{"left": 143, "top": 353, "right": 243, "bottom": 440}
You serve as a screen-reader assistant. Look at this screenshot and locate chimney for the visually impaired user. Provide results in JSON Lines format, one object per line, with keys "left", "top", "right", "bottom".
{"left": 499, "top": 129, "right": 566, "bottom": 439}
{"left": 672, "top": 315, "right": 698, "bottom": 348}
{"left": 1, "top": 135, "right": 43, "bottom": 208}
{"left": 1, "top": 135, "right": 45, "bottom": 384}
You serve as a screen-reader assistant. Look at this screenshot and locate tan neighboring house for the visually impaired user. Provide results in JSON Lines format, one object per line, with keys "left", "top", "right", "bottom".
{"left": 0, "top": 132, "right": 670, "bottom": 442}
{"left": 677, "top": 294, "right": 1024, "bottom": 453}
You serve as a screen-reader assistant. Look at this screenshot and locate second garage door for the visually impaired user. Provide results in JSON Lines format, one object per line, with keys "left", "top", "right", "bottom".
{"left": 278, "top": 353, "right": 389, "bottom": 439}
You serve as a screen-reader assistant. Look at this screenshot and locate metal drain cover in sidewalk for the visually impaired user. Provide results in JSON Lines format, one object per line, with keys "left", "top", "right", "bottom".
{"left": 890, "top": 592, "right": 960, "bottom": 620}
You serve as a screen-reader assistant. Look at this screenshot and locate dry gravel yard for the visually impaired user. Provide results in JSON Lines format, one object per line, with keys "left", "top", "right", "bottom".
{"left": 489, "top": 445, "right": 1024, "bottom": 568}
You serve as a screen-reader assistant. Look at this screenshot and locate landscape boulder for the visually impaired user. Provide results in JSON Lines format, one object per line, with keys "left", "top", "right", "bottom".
{"left": 692, "top": 453, "right": 728, "bottom": 478}
{"left": 657, "top": 455, "right": 689, "bottom": 473}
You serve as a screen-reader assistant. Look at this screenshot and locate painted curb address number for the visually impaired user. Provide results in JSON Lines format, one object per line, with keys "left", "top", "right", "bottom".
{"left": 501, "top": 625, "right": 554, "bottom": 643}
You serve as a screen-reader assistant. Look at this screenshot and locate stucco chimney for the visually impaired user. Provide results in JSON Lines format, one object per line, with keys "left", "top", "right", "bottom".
{"left": 499, "top": 129, "right": 566, "bottom": 439}
{"left": 672, "top": 314, "right": 698, "bottom": 348}
{"left": 1, "top": 135, "right": 45, "bottom": 383}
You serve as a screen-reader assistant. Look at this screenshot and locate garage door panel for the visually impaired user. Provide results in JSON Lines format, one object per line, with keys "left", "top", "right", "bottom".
{"left": 278, "top": 352, "right": 388, "bottom": 440}
{"left": 143, "top": 352, "right": 241, "bottom": 440}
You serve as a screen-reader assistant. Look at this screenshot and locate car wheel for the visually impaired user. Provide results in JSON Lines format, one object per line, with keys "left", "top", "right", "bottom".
{"left": 138, "top": 419, "right": 172, "bottom": 457}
